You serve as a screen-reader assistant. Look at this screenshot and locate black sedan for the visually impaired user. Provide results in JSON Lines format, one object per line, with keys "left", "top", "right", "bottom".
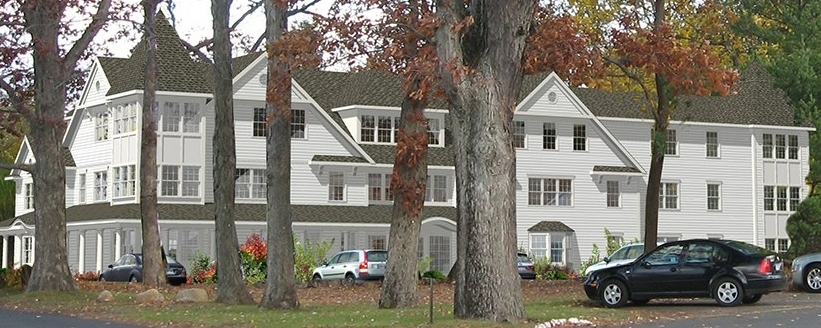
{"left": 584, "top": 239, "right": 787, "bottom": 308}
{"left": 100, "top": 253, "right": 187, "bottom": 285}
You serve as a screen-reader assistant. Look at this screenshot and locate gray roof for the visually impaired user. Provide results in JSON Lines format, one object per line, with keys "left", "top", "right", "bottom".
{"left": 592, "top": 166, "right": 641, "bottom": 173}
{"left": 63, "top": 147, "right": 76, "bottom": 167}
{"left": 527, "top": 221, "right": 575, "bottom": 233}
{"left": 6, "top": 203, "right": 456, "bottom": 226}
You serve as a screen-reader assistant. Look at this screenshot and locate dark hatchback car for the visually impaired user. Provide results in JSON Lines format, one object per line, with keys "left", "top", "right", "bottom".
{"left": 517, "top": 252, "right": 536, "bottom": 279}
{"left": 584, "top": 239, "right": 787, "bottom": 308}
{"left": 100, "top": 253, "right": 187, "bottom": 285}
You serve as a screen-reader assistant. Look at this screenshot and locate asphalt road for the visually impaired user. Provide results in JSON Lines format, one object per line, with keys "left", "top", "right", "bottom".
{"left": 0, "top": 308, "right": 143, "bottom": 328}
{"left": 611, "top": 291, "right": 821, "bottom": 328}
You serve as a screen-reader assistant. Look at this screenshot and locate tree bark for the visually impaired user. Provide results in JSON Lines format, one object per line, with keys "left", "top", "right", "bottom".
{"left": 259, "top": 0, "right": 299, "bottom": 310}
{"left": 378, "top": 74, "right": 428, "bottom": 309}
{"left": 211, "top": 0, "right": 255, "bottom": 305}
{"left": 435, "top": 0, "right": 534, "bottom": 322}
{"left": 642, "top": 0, "right": 669, "bottom": 254}
{"left": 22, "top": 0, "right": 111, "bottom": 292}
{"left": 139, "top": 0, "right": 166, "bottom": 287}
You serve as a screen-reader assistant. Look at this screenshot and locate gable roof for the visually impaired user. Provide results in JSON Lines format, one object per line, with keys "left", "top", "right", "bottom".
{"left": 2, "top": 203, "right": 456, "bottom": 227}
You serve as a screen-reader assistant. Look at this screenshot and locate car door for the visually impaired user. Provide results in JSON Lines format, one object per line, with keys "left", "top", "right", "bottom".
{"left": 628, "top": 243, "right": 685, "bottom": 297}
{"left": 318, "top": 253, "right": 342, "bottom": 279}
{"left": 678, "top": 242, "right": 727, "bottom": 296}
{"left": 327, "top": 252, "right": 351, "bottom": 280}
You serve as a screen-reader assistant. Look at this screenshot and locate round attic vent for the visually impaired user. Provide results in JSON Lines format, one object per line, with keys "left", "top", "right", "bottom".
{"left": 258, "top": 74, "right": 266, "bottom": 85}
{"left": 547, "top": 91, "right": 557, "bottom": 104}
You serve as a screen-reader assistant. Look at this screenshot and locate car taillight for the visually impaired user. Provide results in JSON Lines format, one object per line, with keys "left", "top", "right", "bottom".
{"left": 359, "top": 260, "right": 369, "bottom": 271}
{"left": 527, "top": 265, "right": 534, "bottom": 271}
{"left": 758, "top": 258, "right": 773, "bottom": 274}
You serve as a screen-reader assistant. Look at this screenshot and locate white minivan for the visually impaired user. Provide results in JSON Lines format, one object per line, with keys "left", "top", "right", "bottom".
{"left": 311, "top": 249, "right": 388, "bottom": 284}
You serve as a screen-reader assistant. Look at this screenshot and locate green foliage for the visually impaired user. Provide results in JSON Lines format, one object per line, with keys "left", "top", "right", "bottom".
{"left": 421, "top": 270, "right": 446, "bottom": 281}
{"left": 240, "top": 250, "right": 266, "bottom": 285}
{"left": 579, "top": 243, "right": 602, "bottom": 276}
{"left": 533, "top": 257, "right": 574, "bottom": 280}
{"left": 786, "top": 195, "right": 821, "bottom": 258}
{"left": 190, "top": 252, "right": 217, "bottom": 284}
{"left": 0, "top": 268, "right": 8, "bottom": 288}
{"left": 294, "top": 237, "right": 333, "bottom": 282}
{"left": 1, "top": 266, "right": 27, "bottom": 289}
{"left": 417, "top": 256, "right": 432, "bottom": 274}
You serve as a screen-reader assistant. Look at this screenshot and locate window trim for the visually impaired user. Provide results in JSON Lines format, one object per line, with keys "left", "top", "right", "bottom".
{"left": 606, "top": 180, "right": 620, "bottom": 208}
{"left": 236, "top": 168, "right": 266, "bottom": 200}
{"left": 706, "top": 131, "right": 720, "bottom": 158}
{"left": 659, "top": 181, "right": 680, "bottom": 210}
{"left": 328, "top": 171, "right": 346, "bottom": 202}
{"left": 706, "top": 182, "right": 721, "bottom": 211}
{"left": 664, "top": 129, "right": 678, "bottom": 156}
{"left": 573, "top": 124, "right": 587, "bottom": 151}
{"left": 528, "top": 177, "right": 573, "bottom": 207}
{"left": 367, "top": 173, "right": 393, "bottom": 203}
{"left": 426, "top": 175, "right": 448, "bottom": 203}
{"left": 427, "top": 118, "right": 441, "bottom": 146}
{"left": 22, "top": 236, "right": 34, "bottom": 265}
{"left": 24, "top": 183, "right": 33, "bottom": 210}
{"left": 543, "top": 122, "right": 557, "bottom": 150}
{"left": 94, "top": 112, "right": 109, "bottom": 141}
{"left": 94, "top": 171, "right": 108, "bottom": 202}
{"left": 528, "top": 233, "right": 566, "bottom": 264}
{"left": 513, "top": 120, "right": 526, "bottom": 149}
{"left": 112, "top": 165, "right": 136, "bottom": 198}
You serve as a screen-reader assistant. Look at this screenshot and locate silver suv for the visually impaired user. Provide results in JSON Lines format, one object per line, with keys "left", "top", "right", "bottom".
{"left": 312, "top": 249, "right": 388, "bottom": 284}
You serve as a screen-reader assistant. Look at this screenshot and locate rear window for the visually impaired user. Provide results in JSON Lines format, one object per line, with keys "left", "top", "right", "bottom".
{"left": 517, "top": 253, "right": 530, "bottom": 262}
{"left": 719, "top": 240, "right": 772, "bottom": 256}
{"left": 366, "top": 251, "right": 388, "bottom": 262}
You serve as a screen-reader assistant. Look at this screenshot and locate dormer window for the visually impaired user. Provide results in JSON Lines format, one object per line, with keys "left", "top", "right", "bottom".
{"left": 361, "top": 115, "right": 400, "bottom": 143}
{"left": 427, "top": 119, "right": 441, "bottom": 145}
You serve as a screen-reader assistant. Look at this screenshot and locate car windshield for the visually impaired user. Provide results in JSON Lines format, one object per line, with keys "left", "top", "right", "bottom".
{"left": 719, "top": 240, "right": 771, "bottom": 255}
{"left": 135, "top": 254, "right": 178, "bottom": 264}
{"left": 366, "top": 251, "right": 388, "bottom": 262}
{"left": 517, "top": 253, "right": 530, "bottom": 262}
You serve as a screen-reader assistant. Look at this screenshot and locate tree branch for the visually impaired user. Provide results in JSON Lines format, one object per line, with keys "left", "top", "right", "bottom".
{"left": 286, "top": 0, "right": 323, "bottom": 17}
{"left": 0, "top": 161, "right": 33, "bottom": 173}
{"left": 0, "top": 78, "right": 34, "bottom": 121}
{"left": 63, "top": 0, "right": 113, "bottom": 73}
{"left": 602, "top": 54, "right": 658, "bottom": 118}
{"left": 180, "top": 39, "right": 213, "bottom": 63}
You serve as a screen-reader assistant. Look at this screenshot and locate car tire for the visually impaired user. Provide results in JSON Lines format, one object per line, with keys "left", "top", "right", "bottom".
{"left": 803, "top": 264, "right": 821, "bottom": 292}
{"left": 312, "top": 274, "right": 322, "bottom": 284}
{"left": 99, "top": 276, "right": 106, "bottom": 282}
{"left": 129, "top": 275, "right": 139, "bottom": 283}
{"left": 742, "top": 294, "right": 762, "bottom": 304}
{"left": 599, "top": 279, "right": 628, "bottom": 308}
{"left": 344, "top": 273, "right": 356, "bottom": 286}
{"left": 713, "top": 277, "right": 743, "bottom": 306}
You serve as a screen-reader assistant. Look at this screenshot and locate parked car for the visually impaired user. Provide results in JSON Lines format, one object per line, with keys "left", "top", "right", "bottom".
{"left": 99, "top": 253, "right": 187, "bottom": 285}
{"left": 585, "top": 243, "right": 651, "bottom": 275}
{"left": 312, "top": 249, "right": 387, "bottom": 284}
{"left": 584, "top": 239, "right": 787, "bottom": 308}
{"left": 517, "top": 252, "right": 536, "bottom": 279}
{"left": 791, "top": 252, "right": 821, "bottom": 292}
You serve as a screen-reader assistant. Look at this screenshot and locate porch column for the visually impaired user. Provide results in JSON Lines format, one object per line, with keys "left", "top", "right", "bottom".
{"left": 1, "top": 235, "right": 7, "bottom": 269}
{"left": 114, "top": 230, "right": 122, "bottom": 259}
{"left": 96, "top": 230, "right": 103, "bottom": 273}
{"left": 78, "top": 231, "right": 85, "bottom": 273}
{"left": 13, "top": 235, "right": 21, "bottom": 268}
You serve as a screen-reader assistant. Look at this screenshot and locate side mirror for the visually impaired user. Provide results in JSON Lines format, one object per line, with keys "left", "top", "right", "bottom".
{"left": 108, "top": 264, "right": 114, "bottom": 269}
{"left": 603, "top": 257, "right": 611, "bottom": 263}
{"left": 641, "top": 261, "right": 652, "bottom": 269}
{"left": 321, "top": 261, "right": 328, "bottom": 267}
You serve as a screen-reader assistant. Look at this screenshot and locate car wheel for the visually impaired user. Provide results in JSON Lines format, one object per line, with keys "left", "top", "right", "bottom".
{"left": 344, "top": 273, "right": 356, "bottom": 286}
{"left": 599, "top": 279, "right": 628, "bottom": 308}
{"left": 804, "top": 264, "right": 821, "bottom": 292}
{"left": 312, "top": 274, "right": 322, "bottom": 283}
{"left": 713, "top": 277, "right": 743, "bottom": 306}
{"left": 129, "top": 275, "right": 139, "bottom": 283}
{"left": 99, "top": 275, "right": 106, "bottom": 282}
{"left": 742, "top": 294, "right": 762, "bottom": 304}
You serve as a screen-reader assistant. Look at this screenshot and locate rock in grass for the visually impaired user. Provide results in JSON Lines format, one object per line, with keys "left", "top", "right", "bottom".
{"left": 135, "top": 289, "right": 165, "bottom": 304}
{"left": 175, "top": 288, "right": 209, "bottom": 303}
{"left": 97, "top": 290, "right": 114, "bottom": 302}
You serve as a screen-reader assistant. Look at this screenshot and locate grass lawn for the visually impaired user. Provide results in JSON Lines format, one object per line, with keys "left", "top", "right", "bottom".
{"left": 0, "top": 280, "right": 636, "bottom": 327}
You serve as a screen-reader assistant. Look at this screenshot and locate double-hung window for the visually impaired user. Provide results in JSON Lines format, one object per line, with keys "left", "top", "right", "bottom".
{"left": 706, "top": 131, "right": 719, "bottom": 157}
{"left": 606, "top": 180, "right": 620, "bottom": 208}
{"left": 762, "top": 134, "right": 773, "bottom": 158}
{"left": 573, "top": 124, "right": 586, "bottom": 151}
{"left": 78, "top": 174, "right": 86, "bottom": 204}
{"left": 160, "top": 165, "right": 201, "bottom": 197}
{"left": 94, "top": 171, "right": 108, "bottom": 201}
{"left": 659, "top": 182, "right": 679, "bottom": 209}
{"left": 529, "top": 233, "right": 565, "bottom": 263}
{"left": 789, "top": 135, "right": 799, "bottom": 159}
{"left": 22, "top": 236, "right": 34, "bottom": 265}
{"left": 528, "top": 178, "right": 572, "bottom": 206}
{"left": 543, "top": 122, "right": 556, "bottom": 150}
{"left": 162, "top": 102, "right": 181, "bottom": 132}
{"left": 427, "top": 119, "right": 440, "bottom": 145}
{"left": 368, "top": 173, "right": 393, "bottom": 202}
{"left": 665, "top": 130, "right": 677, "bottom": 155}
{"left": 182, "top": 166, "right": 200, "bottom": 196}
{"left": 512, "top": 121, "right": 525, "bottom": 148}
{"left": 253, "top": 108, "right": 266, "bottom": 137}
{"left": 291, "top": 109, "right": 306, "bottom": 139}
{"left": 24, "top": 183, "right": 33, "bottom": 210}
{"left": 361, "top": 115, "right": 375, "bottom": 142}
{"left": 377, "top": 116, "right": 395, "bottom": 143}
{"left": 775, "top": 134, "right": 786, "bottom": 159}
{"left": 426, "top": 175, "right": 448, "bottom": 202}
{"left": 113, "top": 165, "right": 136, "bottom": 197}
{"left": 161, "top": 166, "right": 180, "bottom": 196}
{"left": 182, "top": 103, "right": 201, "bottom": 133}
{"left": 329, "top": 172, "right": 345, "bottom": 201}
{"left": 95, "top": 113, "right": 109, "bottom": 141}
{"left": 236, "top": 169, "right": 266, "bottom": 199}
{"left": 707, "top": 183, "right": 721, "bottom": 210}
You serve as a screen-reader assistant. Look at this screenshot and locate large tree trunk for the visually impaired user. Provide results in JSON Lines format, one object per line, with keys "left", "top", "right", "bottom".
{"left": 139, "top": 0, "right": 166, "bottom": 287}
{"left": 435, "top": 0, "right": 534, "bottom": 322}
{"left": 259, "top": 0, "right": 299, "bottom": 310}
{"left": 22, "top": 0, "right": 111, "bottom": 292}
{"left": 211, "top": 0, "right": 255, "bottom": 304}
{"left": 642, "top": 0, "right": 670, "bottom": 254}
{"left": 378, "top": 74, "right": 428, "bottom": 309}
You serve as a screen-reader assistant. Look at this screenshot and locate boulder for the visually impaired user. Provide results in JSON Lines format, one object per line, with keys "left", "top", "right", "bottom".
{"left": 96, "top": 290, "right": 114, "bottom": 302}
{"left": 175, "top": 288, "right": 209, "bottom": 303}
{"left": 135, "top": 289, "right": 165, "bottom": 304}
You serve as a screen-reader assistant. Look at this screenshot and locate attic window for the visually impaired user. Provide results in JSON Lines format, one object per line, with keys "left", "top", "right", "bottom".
{"left": 95, "top": 81, "right": 101, "bottom": 92}
{"left": 259, "top": 74, "right": 266, "bottom": 85}
{"left": 547, "top": 91, "right": 557, "bottom": 104}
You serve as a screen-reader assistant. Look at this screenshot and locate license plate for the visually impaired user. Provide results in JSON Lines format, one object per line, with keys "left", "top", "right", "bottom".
{"left": 373, "top": 264, "right": 381, "bottom": 269}
{"left": 775, "top": 262, "right": 782, "bottom": 271}
{"left": 167, "top": 270, "right": 175, "bottom": 275}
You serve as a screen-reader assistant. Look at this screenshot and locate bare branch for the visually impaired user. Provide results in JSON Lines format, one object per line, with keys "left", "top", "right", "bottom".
{"left": 179, "top": 39, "right": 213, "bottom": 63}
{"left": 0, "top": 78, "right": 34, "bottom": 121}
{"left": 602, "top": 54, "right": 658, "bottom": 118}
{"left": 251, "top": 32, "right": 266, "bottom": 52}
{"left": 0, "top": 161, "right": 33, "bottom": 173}
{"left": 286, "top": 0, "right": 323, "bottom": 17}
{"left": 63, "top": 0, "right": 113, "bottom": 73}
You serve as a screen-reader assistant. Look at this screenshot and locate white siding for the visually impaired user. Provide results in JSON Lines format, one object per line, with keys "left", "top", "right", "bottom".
{"left": 79, "top": 63, "right": 111, "bottom": 106}
{"left": 519, "top": 82, "right": 586, "bottom": 118}
{"left": 233, "top": 59, "right": 307, "bottom": 101}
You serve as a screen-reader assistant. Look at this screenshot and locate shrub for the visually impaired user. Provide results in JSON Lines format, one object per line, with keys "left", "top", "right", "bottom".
{"left": 190, "top": 252, "right": 217, "bottom": 284}
{"left": 533, "top": 257, "right": 574, "bottom": 280}
{"left": 2, "top": 266, "right": 29, "bottom": 289}
{"left": 240, "top": 234, "right": 268, "bottom": 284}
{"left": 294, "top": 237, "right": 333, "bottom": 282}
{"left": 786, "top": 195, "right": 821, "bottom": 259}
{"left": 421, "top": 270, "right": 447, "bottom": 281}
{"left": 0, "top": 268, "right": 8, "bottom": 288}
{"left": 74, "top": 271, "right": 100, "bottom": 282}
